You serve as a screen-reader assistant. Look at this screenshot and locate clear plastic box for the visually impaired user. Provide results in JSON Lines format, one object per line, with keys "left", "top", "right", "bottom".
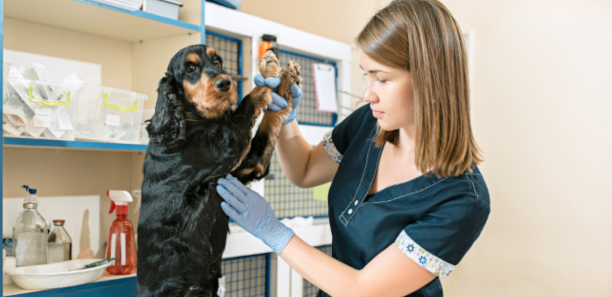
{"left": 139, "top": 108, "right": 155, "bottom": 144}
{"left": 88, "top": 0, "right": 143, "bottom": 11}
{"left": 75, "top": 84, "right": 148, "bottom": 143}
{"left": 142, "top": 0, "right": 183, "bottom": 20}
{"left": 4, "top": 77, "right": 80, "bottom": 139}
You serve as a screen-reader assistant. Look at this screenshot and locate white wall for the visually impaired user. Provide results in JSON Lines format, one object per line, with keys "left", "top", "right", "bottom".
{"left": 441, "top": 1, "right": 612, "bottom": 296}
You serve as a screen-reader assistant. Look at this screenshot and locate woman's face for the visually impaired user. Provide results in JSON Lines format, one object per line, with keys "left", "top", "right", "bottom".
{"left": 360, "top": 51, "right": 415, "bottom": 132}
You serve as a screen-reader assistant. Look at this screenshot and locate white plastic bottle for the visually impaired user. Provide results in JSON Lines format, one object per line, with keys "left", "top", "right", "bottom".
{"left": 13, "top": 185, "right": 48, "bottom": 267}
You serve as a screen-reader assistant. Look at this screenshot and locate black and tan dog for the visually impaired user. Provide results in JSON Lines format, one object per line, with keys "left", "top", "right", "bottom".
{"left": 137, "top": 44, "right": 301, "bottom": 297}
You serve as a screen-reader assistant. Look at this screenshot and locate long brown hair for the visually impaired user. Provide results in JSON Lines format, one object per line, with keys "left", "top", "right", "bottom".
{"left": 356, "top": 0, "right": 482, "bottom": 177}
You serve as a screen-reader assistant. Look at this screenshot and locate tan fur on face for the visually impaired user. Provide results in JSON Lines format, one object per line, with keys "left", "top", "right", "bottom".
{"left": 183, "top": 73, "right": 237, "bottom": 119}
{"left": 186, "top": 53, "right": 201, "bottom": 64}
{"left": 206, "top": 47, "right": 217, "bottom": 58}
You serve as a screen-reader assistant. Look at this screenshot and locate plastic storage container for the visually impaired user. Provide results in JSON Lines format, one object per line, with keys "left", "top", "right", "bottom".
{"left": 139, "top": 108, "right": 154, "bottom": 144}
{"left": 142, "top": 0, "right": 183, "bottom": 20}
{"left": 4, "top": 78, "right": 80, "bottom": 139}
{"left": 89, "top": 0, "right": 143, "bottom": 11}
{"left": 75, "top": 84, "right": 148, "bottom": 143}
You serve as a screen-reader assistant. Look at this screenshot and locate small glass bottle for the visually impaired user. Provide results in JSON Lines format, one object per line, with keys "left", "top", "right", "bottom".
{"left": 48, "top": 220, "right": 72, "bottom": 263}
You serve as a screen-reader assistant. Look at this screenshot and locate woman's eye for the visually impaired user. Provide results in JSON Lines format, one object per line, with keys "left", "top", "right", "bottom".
{"left": 187, "top": 65, "right": 197, "bottom": 72}
{"left": 376, "top": 77, "right": 387, "bottom": 83}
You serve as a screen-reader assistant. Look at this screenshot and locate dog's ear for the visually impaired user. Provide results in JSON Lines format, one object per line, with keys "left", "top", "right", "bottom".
{"left": 146, "top": 75, "right": 186, "bottom": 148}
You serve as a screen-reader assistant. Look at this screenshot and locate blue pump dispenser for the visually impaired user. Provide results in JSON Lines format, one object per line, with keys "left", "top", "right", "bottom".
{"left": 22, "top": 185, "right": 38, "bottom": 204}
{"left": 22, "top": 185, "right": 36, "bottom": 193}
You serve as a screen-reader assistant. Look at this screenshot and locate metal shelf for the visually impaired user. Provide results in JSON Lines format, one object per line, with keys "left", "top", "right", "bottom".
{"left": 3, "top": 137, "right": 148, "bottom": 151}
{"left": 5, "top": 0, "right": 201, "bottom": 42}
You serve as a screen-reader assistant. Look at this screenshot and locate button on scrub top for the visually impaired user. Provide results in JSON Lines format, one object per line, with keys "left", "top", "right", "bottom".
{"left": 317, "top": 104, "right": 490, "bottom": 297}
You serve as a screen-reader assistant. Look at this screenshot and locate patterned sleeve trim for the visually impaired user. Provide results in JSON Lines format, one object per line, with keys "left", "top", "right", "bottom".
{"left": 395, "top": 230, "right": 456, "bottom": 278}
{"left": 322, "top": 130, "right": 343, "bottom": 163}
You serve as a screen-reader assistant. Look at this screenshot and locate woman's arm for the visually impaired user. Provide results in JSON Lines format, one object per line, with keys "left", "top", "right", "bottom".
{"left": 216, "top": 176, "right": 435, "bottom": 295}
{"left": 280, "top": 236, "right": 436, "bottom": 297}
{"left": 276, "top": 120, "right": 339, "bottom": 188}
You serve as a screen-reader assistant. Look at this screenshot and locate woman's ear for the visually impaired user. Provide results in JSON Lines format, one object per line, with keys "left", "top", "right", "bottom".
{"left": 146, "top": 75, "right": 186, "bottom": 148}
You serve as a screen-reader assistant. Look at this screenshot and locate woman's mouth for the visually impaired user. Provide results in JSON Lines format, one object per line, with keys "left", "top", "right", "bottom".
{"left": 372, "top": 110, "right": 384, "bottom": 118}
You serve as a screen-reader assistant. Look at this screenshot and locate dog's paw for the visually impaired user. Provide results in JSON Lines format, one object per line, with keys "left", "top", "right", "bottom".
{"left": 282, "top": 60, "right": 302, "bottom": 89}
{"left": 254, "top": 163, "right": 266, "bottom": 178}
{"left": 259, "top": 51, "right": 281, "bottom": 78}
{"left": 277, "top": 60, "right": 302, "bottom": 108}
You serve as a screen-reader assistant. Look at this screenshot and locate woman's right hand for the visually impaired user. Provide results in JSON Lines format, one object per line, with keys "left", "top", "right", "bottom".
{"left": 254, "top": 74, "right": 302, "bottom": 124}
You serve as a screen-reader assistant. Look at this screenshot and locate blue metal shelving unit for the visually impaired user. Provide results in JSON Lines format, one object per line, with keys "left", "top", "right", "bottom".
{"left": 75, "top": 0, "right": 200, "bottom": 32}
{"left": 4, "top": 277, "right": 137, "bottom": 297}
{"left": 3, "top": 137, "right": 148, "bottom": 151}
{"left": 0, "top": 0, "right": 4, "bottom": 295}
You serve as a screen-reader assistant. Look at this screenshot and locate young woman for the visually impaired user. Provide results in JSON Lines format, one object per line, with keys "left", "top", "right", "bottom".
{"left": 216, "top": 0, "right": 490, "bottom": 296}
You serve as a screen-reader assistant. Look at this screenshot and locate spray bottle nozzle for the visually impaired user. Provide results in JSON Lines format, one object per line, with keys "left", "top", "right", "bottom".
{"left": 109, "top": 201, "right": 116, "bottom": 214}
{"left": 107, "top": 190, "right": 132, "bottom": 215}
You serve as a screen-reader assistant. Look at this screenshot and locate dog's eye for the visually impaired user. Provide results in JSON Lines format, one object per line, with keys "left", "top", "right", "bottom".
{"left": 213, "top": 57, "right": 222, "bottom": 68}
{"left": 187, "top": 65, "right": 197, "bottom": 73}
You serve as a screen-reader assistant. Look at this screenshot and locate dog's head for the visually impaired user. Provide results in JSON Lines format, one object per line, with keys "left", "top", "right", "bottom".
{"left": 147, "top": 44, "right": 237, "bottom": 148}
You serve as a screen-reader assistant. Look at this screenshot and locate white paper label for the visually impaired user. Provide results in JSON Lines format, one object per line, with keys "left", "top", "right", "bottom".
{"left": 110, "top": 233, "right": 117, "bottom": 265}
{"left": 106, "top": 114, "right": 120, "bottom": 127}
{"left": 120, "top": 233, "right": 126, "bottom": 266}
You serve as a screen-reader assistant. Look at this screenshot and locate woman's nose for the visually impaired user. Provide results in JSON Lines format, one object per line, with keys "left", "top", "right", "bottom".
{"left": 362, "top": 88, "right": 378, "bottom": 103}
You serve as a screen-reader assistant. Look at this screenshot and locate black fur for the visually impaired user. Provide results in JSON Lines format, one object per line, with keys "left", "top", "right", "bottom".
{"left": 137, "top": 44, "right": 274, "bottom": 297}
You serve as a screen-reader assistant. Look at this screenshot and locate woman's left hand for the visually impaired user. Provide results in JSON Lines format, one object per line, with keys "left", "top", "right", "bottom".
{"left": 216, "top": 174, "right": 295, "bottom": 254}
{"left": 253, "top": 74, "right": 302, "bottom": 124}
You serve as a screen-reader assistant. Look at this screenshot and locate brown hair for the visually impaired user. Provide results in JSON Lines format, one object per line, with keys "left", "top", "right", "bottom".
{"left": 356, "top": 0, "right": 482, "bottom": 177}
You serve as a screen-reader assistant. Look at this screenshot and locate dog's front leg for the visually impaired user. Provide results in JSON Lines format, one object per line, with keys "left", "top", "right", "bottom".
{"left": 223, "top": 51, "right": 285, "bottom": 175}
{"left": 233, "top": 60, "right": 302, "bottom": 184}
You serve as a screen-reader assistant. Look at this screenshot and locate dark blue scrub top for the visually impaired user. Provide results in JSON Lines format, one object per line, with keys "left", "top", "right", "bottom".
{"left": 317, "top": 104, "right": 490, "bottom": 297}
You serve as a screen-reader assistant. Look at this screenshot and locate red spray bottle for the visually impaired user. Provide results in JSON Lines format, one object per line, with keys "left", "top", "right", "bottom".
{"left": 105, "top": 190, "right": 137, "bottom": 275}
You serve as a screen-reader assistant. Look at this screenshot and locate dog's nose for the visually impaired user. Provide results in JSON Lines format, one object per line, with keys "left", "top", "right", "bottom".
{"left": 215, "top": 78, "right": 231, "bottom": 92}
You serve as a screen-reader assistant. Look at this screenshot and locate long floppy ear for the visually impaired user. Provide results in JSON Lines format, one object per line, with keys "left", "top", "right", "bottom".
{"left": 146, "top": 75, "right": 186, "bottom": 148}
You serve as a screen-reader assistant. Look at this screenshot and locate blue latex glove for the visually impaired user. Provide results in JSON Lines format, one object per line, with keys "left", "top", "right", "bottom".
{"left": 254, "top": 74, "right": 303, "bottom": 124}
{"left": 216, "top": 174, "right": 295, "bottom": 254}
